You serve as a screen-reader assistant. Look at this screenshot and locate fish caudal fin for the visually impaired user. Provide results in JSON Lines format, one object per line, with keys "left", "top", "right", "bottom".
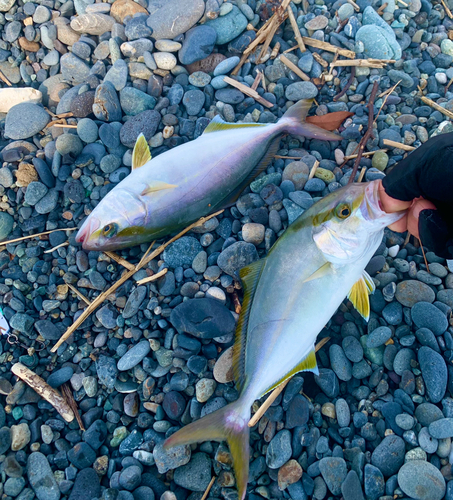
{"left": 164, "top": 399, "right": 250, "bottom": 500}
{"left": 281, "top": 99, "right": 342, "bottom": 141}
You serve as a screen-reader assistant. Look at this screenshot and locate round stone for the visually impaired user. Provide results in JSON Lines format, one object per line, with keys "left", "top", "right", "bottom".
{"left": 398, "top": 460, "right": 446, "bottom": 500}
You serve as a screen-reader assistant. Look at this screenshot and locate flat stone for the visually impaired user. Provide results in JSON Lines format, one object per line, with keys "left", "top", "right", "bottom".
{"left": 398, "top": 460, "right": 446, "bottom": 500}
{"left": 5, "top": 103, "right": 50, "bottom": 140}
{"left": 68, "top": 468, "right": 101, "bottom": 500}
{"left": 418, "top": 346, "right": 447, "bottom": 403}
{"left": 118, "top": 341, "right": 151, "bottom": 371}
{"left": 395, "top": 280, "right": 435, "bottom": 306}
{"left": 371, "top": 435, "right": 405, "bottom": 476}
{"left": 71, "top": 13, "right": 115, "bottom": 35}
{"left": 174, "top": 452, "right": 211, "bottom": 491}
{"left": 205, "top": 6, "right": 248, "bottom": 45}
{"left": 27, "top": 452, "right": 60, "bottom": 500}
{"left": 147, "top": 0, "right": 204, "bottom": 39}
{"left": 319, "top": 457, "right": 348, "bottom": 496}
{"left": 153, "top": 442, "right": 191, "bottom": 473}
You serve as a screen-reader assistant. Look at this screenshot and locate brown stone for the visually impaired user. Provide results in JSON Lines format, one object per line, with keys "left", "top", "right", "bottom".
{"left": 15, "top": 162, "right": 38, "bottom": 187}
{"left": 186, "top": 53, "right": 227, "bottom": 74}
{"left": 70, "top": 13, "right": 115, "bottom": 35}
{"left": 54, "top": 17, "right": 80, "bottom": 45}
{"left": 70, "top": 90, "right": 95, "bottom": 118}
{"left": 213, "top": 346, "right": 234, "bottom": 383}
{"left": 123, "top": 392, "right": 139, "bottom": 417}
{"left": 110, "top": 0, "right": 148, "bottom": 23}
{"left": 277, "top": 460, "right": 303, "bottom": 490}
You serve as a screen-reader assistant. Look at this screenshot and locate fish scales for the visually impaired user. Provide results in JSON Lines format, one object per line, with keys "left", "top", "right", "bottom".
{"left": 164, "top": 180, "right": 406, "bottom": 500}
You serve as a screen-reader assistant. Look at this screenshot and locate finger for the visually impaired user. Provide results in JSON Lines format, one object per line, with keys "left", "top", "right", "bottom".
{"left": 388, "top": 213, "right": 408, "bottom": 233}
{"left": 407, "top": 199, "right": 437, "bottom": 239}
{"left": 378, "top": 180, "right": 412, "bottom": 213}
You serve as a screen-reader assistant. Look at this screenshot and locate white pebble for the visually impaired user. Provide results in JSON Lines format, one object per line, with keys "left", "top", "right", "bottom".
{"left": 153, "top": 52, "right": 177, "bottom": 70}
{"left": 435, "top": 72, "right": 448, "bottom": 84}
{"left": 388, "top": 245, "right": 400, "bottom": 258}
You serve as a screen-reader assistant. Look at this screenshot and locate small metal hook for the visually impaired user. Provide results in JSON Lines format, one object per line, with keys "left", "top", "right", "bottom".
{"left": 3, "top": 329, "right": 46, "bottom": 353}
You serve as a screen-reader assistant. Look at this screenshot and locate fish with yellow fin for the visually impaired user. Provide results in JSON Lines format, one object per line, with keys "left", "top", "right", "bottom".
{"left": 163, "top": 180, "right": 405, "bottom": 499}
{"left": 76, "top": 99, "right": 341, "bottom": 250}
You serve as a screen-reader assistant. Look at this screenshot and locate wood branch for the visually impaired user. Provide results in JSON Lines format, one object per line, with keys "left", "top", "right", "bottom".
{"left": 136, "top": 268, "right": 168, "bottom": 285}
{"left": 0, "top": 69, "right": 12, "bottom": 86}
{"left": 258, "top": 12, "right": 288, "bottom": 63}
{"left": 61, "top": 383, "right": 85, "bottom": 431}
{"left": 377, "top": 2, "right": 388, "bottom": 14}
{"left": 67, "top": 283, "right": 91, "bottom": 306}
{"left": 279, "top": 54, "right": 310, "bottom": 82}
{"left": 347, "top": 0, "right": 360, "bottom": 11}
{"left": 344, "top": 149, "right": 387, "bottom": 161}
{"left": 12, "top": 363, "right": 75, "bottom": 422}
{"left": 419, "top": 94, "right": 453, "bottom": 120}
{"left": 44, "top": 241, "right": 69, "bottom": 254}
{"left": 1, "top": 227, "right": 77, "bottom": 246}
{"left": 330, "top": 59, "right": 394, "bottom": 69}
{"left": 313, "top": 52, "right": 328, "bottom": 68}
{"left": 358, "top": 167, "right": 367, "bottom": 182}
{"left": 223, "top": 76, "right": 274, "bottom": 108}
{"left": 287, "top": 5, "right": 306, "bottom": 52}
{"left": 333, "top": 66, "right": 355, "bottom": 101}
{"left": 283, "top": 45, "right": 299, "bottom": 54}
{"left": 308, "top": 160, "right": 320, "bottom": 180}
{"left": 251, "top": 70, "right": 262, "bottom": 91}
{"left": 382, "top": 139, "right": 416, "bottom": 151}
{"left": 248, "top": 337, "right": 330, "bottom": 428}
{"left": 50, "top": 210, "right": 224, "bottom": 352}
{"left": 442, "top": 0, "right": 453, "bottom": 19}
{"left": 348, "top": 80, "right": 379, "bottom": 185}
{"left": 302, "top": 37, "right": 355, "bottom": 58}
{"left": 231, "top": 53, "right": 248, "bottom": 76}
{"left": 104, "top": 251, "right": 135, "bottom": 271}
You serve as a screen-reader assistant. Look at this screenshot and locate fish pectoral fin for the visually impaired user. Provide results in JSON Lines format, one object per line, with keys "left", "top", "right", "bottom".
{"left": 262, "top": 348, "right": 318, "bottom": 396}
{"left": 141, "top": 181, "right": 178, "bottom": 196}
{"left": 233, "top": 259, "right": 265, "bottom": 392}
{"left": 348, "top": 271, "right": 374, "bottom": 322}
{"left": 303, "top": 262, "right": 331, "bottom": 283}
{"left": 132, "top": 133, "right": 151, "bottom": 170}
{"left": 203, "top": 114, "right": 265, "bottom": 134}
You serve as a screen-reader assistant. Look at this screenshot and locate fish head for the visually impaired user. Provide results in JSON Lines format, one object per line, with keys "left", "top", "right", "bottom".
{"left": 76, "top": 189, "right": 150, "bottom": 251}
{"left": 311, "top": 180, "right": 406, "bottom": 265}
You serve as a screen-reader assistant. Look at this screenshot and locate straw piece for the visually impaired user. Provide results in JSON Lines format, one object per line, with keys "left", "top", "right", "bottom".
{"left": 308, "top": 160, "right": 320, "bottom": 180}
{"left": 52, "top": 124, "right": 78, "bottom": 128}
{"left": 395, "top": 0, "right": 408, "bottom": 6}
{"left": 382, "top": 139, "right": 416, "bottom": 151}
{"left": 287, "top": 5, "right": 306, "bottom": 52}
{"left": 1, "top": 227, "right": 77, "bottom": 246}
{"left": 280, "top": 54, "right": 310, "bottom": 82}
{"left": 419, "top": 94, "right": 453, "bottom": 120}
{"left": 347, "top": 0, "right": 360, "bottom": 11}
{"left": 136, "top": 268, "right": 168, "bottom": 285}
{"left": 0, "top": 69, "right": 12, "bottom": 86}
{"left": 104, "top": 251, "right": 135, "bottom": 271}
{"left": 330, "top": 59, "right": 394, "bottom": 68}
{"left": 223, "top": 76, "right": 274, "bottom": 108}
{"left": 442, "top": 0, "right": 453, "bottom": 19}
{"left": 248, "top": 337, "right": 330, "bottom": 428}
{"left": 12, "top": 363, "right": 75, "bottom": 422}
{"left": 51, "top": 210, "right": 224, "bottom": 352}
{"left": 313, "top": 52, "right": 328, "bottom": 68}
{"left": 302, "top": 37, "right": 355, "bottom": 58}
{"left": 67, "top": 283, "right": 91, "bottom": 306}
{"left": 358, "top": 167, "right": 367, "bottom": 182}
{"left": 201, "top": 477, "right": 216, "bottom": 500}
{"left": 251, "top": 70, "right": 262, "bottom": 91}
{"left": 44, "top": 241, "right": 69, "bottom": 254}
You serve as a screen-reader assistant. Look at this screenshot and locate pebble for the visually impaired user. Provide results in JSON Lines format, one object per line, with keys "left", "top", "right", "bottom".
{"left": 418, "top": 346, "right": 447, "bottom": 403}
{"left": 319, "top": 457, "right": 347, "bottom": 496}
{"left": 5, "top": 103, "right": 50, "bottom": 140}
{"left": 205, "top": 6, "right": 248, "bottom": 45}
{"left": 174, "top": 452, "right": 212, "bottom": 491}
{"left": 178, "top": 25, "right": 217, "bottom": 65}
{"left": 371, "top": 435, "right": 405, "bottom": 476}
{"left": 398, "top": 460, "right": 446, "bottom": 500}
{"left": 266, "top": 430, "right": 292, "bottom": 469}
{"left": 411, "top": 302, "right": 449, "bottom": 335}
{"left": 27, "top": 452, "right": 60, "bottom": 500}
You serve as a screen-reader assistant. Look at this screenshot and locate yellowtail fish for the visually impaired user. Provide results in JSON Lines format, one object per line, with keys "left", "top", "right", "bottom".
{"left": 76, "top": 99, "right": 341, "bottom": 250}
{"left": 164, "top": 180, "right": 405, "bottom": 499}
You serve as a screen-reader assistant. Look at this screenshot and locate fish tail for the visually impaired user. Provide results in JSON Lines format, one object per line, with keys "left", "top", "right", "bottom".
{"left": 164, "top": 398, "right": 250, "bottom": 500}
{"left": 281, "top": 99, "right": 342, "bottom": 141}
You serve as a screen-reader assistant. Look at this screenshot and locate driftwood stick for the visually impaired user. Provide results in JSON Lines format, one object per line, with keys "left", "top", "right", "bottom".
{"left": 0, "top": 69, "right": 12, "bottom": 86}
{"left": 280, "top": 54, "right": 310, "bottom": 81}
{"left": 441, "top": 0, "right": 453, "bottom": 18}
{"left": 302, "top": 37, "right": 355, "bottom": 58}
{"left": 333, "top": 66, "right": 355, "bottom": 101}
{"left": 348, "top": 80, "right": 379, "bottom": 185}
{"left": 51, "top": 210, "right": 224, "bottom": 352}
{"left": 1, "top": 227, "right": 77, "bottom": 246}
{"left": 61, "top": 383, "right": 85, "bottom": 431}
{"left": 382, "top": 139, "right": 416, "bottom": 151}
{"left": 12, "top": 363, "right": 75, "bottom": 422}
{"left": 287, "top": 5, "right": 306, "bottom": 52}
{"left": 419, "top": 94, "right": 453, "bottom": 120}
{"left": 248, "top": 337, "right": 330, "bottom": 427}
{"left": 67, "top": 283, "right": 91, "bottom": 306}
{"left": 223, "top": 76, "right": 274, "bottom": 108}
{"left": 44, "top": 241, "right": 69, "bottom": 254}
{"left": 136, "top": 268, "right": 168, "bottom": 285}
{"left": 104, "top": 251, "right": 135, "bottom": 271}
{"left": 330, "top": 59, "right": 394, "bottom": 68}
{"left": 201, "top": 477, "right": 216, "bottom": 500}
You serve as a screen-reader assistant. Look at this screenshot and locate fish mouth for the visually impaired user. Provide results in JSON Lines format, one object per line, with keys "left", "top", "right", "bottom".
{"left": 76, "top": 217, "right": 101, "bottom": 248}
{"left": 363, "top": 180, "right": 406, "bottom": 226}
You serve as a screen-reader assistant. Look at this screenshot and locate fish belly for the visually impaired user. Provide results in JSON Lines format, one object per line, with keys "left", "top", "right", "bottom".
{"left": 242, "top": 230, "right": 373, "bottom": 398}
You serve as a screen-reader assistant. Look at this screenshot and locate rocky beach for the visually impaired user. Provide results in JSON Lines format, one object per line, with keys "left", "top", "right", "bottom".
{"left": 1, "top": 0, "right": 453, "bottom": 499}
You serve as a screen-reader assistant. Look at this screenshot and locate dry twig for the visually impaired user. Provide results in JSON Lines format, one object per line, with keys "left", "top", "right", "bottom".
{"left": 302, "top": 37, "right": 355, "bottom": 58}
{"left": 44, "top": 241, "right": 69, "bottom": 254}
{"left": 61, "top": 383, "right": 85, "bottom": 431}
{"left": 104, "top": 251, "right": 135, "bottom": 271}
{"left": 382, "top": 139, "right": 416, "bottom": 151}
{"left": 441, "top": 0, "right": 453, "bottom": 18}
{"left": 286, "top": 5, "right": 306, "bottom": 52}
{"left": 280, "top": 54, "right": 310, "bottom": 81}
{"left": 223, "top": 76, "right": 274, "bottom": 108}
{"left": 136, "top": 268, "right": 168, "bottom": 285}
{"left": 308, "top": 160, "right": 320, "bottom": 180}
{"left": 201, "top": 477, "right": 216, "bottom": 500}
{"left": 67, "top": 283, "right": 91, "bottom": 306}
{"left": 1, "top": 227, "right": 77, "bottom": 246}
{"left": 0, "top": 69, "right": 12, "bottom": 86}
{"left": 333, "top": 66, "right": 355, "bottom": 101}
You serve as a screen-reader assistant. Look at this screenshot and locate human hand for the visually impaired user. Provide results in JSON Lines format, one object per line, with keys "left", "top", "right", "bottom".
{"left": 377, "top": 132, "right": 453, "bottom": 258}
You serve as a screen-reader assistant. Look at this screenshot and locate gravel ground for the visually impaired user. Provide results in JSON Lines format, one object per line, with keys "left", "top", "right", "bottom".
{"left": 1, "top": 0, "right": 453, "bottom": 499}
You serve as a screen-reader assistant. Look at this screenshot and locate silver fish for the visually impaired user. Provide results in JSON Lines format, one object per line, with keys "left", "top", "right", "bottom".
{"left": 164, "top": 180, "right": 405, "bottom": 499}
{"left": 76, "top": 99, "right": 340, "bottom": 250}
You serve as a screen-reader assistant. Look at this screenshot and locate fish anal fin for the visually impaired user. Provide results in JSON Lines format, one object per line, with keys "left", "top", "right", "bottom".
{"left": 141, "top": 181, "right": 178, "bottom": 197}
{"left": 132, "top": 133, "right": 151, "bottom": 170}
{"left": 203, "top": 115, "right": 266, "bottom": 134}
{"left": 217, "top": 135, "right": 281, "bottom": 209}
{"left": 233, "top": 259, "right": 265, "bottom": 392}
{"left": 348, "top": 272, "right": 372, "bottom": 321}
{"left": 362, "top": 270, "right": 376, "bottom": 294}
{"left": 303, "top": 262, "right": 331, "bottom": 283}
{"left": 262, "top": 348, "right": 318, "bottom": 396}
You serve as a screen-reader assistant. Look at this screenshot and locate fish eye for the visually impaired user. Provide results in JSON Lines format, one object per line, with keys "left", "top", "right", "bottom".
{"left": 335, "top": 203, "right": 351, "bottom": 219}
{"left": 102, "top": 223, "right": 118, "bottom": 238}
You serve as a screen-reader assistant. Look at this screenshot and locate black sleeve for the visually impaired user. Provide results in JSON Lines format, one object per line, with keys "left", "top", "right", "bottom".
{"left": 382, "top": 132, "right": 453, "bottom": 258}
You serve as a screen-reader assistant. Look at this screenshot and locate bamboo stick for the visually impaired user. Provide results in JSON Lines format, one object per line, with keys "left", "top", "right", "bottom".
{"left": 442, "top": 0, "right": 453, "bottom": 19}
{"left": 308, "top": 160, "right": 320, "bottom": 180}
{"left": 1, "top": 227, "right": 77, "bottom": 246}
{"left": 248, "top": 337, "right": 330, "bottom": 427}
{"left": 302, "top": 37, "right": 355, "bottom": 59}
{"left": 51, "top": 210, "right": 224, "bottom": 352}
{"left": 330, "top": 59, "right": 394, "bottom": 68}
{"left": 136, "top": 268, "right": 168, "bottom": 285}
{"left": 419, "top": 94, "right": 453, "bottom": 120}
{"left": 287, "top": 5, "right": 306, "bottom": 52}
{"left": 12, "top": 363, "right": 74, "bottom": 422}
{"left": 44, "top": 241, "right": 69, "bottom": 254}
{"left": 382, "top": 139, "right": 416, "bottom": 151}
{"left": 104, "top": 251, "right": 135, "bottom": 271}
{"left": 280, "top": 54, "right": 310, "bottom": 82}
{"left": 223, "top": 76, "right": 274, "bottom": 108}
{"left": 67, "top": 283, "right": 91, "bottom": 306}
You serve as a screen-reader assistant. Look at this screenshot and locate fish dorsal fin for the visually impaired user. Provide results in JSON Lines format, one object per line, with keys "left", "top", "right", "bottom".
{"left": 215, "top": 135, "right": 282, "bottom": 210}
{"left": 348, "top": 271, "right": 375, "bottom": 322}
{"left": 303, "top": 261, "right": 331, "bottom": 283}
{"left": 262, "top": 347, "right": 318, "bottom": 397}
{"left": 233, "top": 259, "right": 265, "bottom": 392}
{"left": 141, "top": 181, "right": 178, "bottom": 197}
{"left": 203, "top": 115, "right": 266, "bottom": 134}
{"left": 132, "top": 133, "right": 151, "bottom": 170}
